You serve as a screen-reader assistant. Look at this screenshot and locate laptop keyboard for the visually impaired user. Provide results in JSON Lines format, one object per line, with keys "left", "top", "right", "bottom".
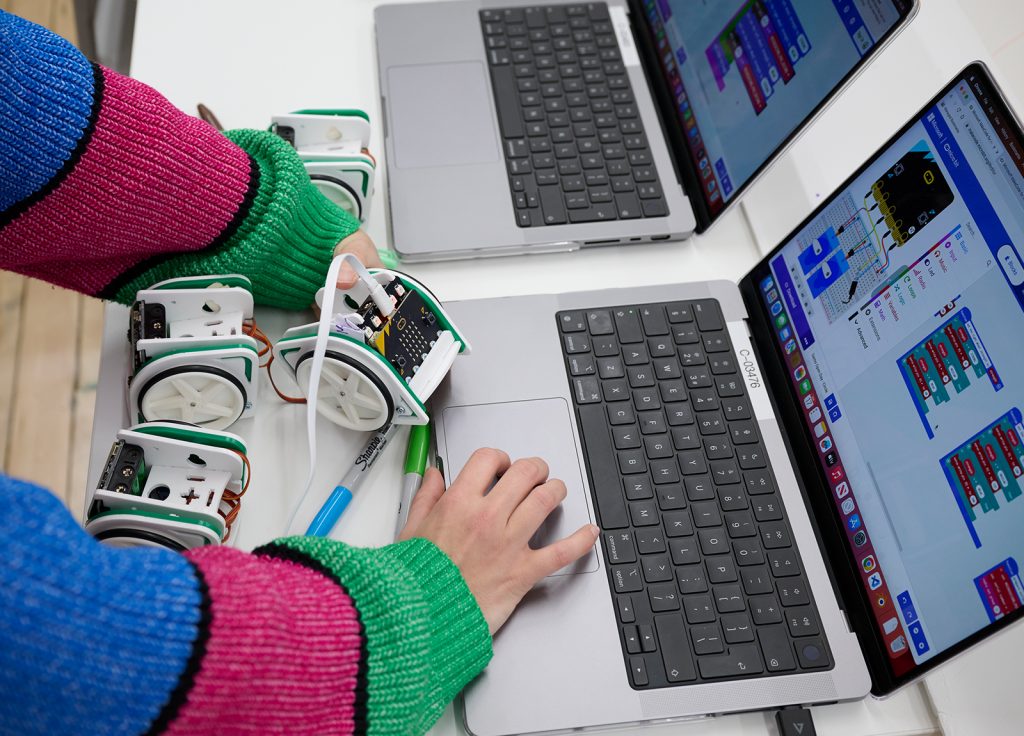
{"left": 480, "top": 3, "right": 669, "bottom": 227}
{"left": 557, "top": 299, "right": 833, "bottom": 689}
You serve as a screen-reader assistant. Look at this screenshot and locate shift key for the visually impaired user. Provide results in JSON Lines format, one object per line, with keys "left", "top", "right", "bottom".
{"left": 654, "top": 614, "right": 697, "bottom": 682}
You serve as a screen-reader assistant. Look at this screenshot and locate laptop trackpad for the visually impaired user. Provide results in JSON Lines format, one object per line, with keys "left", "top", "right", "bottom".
{"left": 441, "top": 399, "right": 598, "bottom": 576}
{"left": 387, "top": 62, "right": 500, "bottom": 169}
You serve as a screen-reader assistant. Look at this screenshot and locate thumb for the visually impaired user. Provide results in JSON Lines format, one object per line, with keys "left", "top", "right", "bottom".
{"left": 398, "top": 467, "right": 446, "bottom": 540}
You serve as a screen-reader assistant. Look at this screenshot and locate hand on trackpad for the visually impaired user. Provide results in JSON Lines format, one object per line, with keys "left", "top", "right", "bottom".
{"left": 387, "top": 62, "right": 500, "bottom": 169}
{"left": 440, "top": 399, "right": 599, "bottom": 576}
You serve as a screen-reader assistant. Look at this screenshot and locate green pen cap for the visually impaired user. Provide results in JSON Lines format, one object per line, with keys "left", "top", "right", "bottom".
{"left": 404, "top": 423, "right": 431, "bottom": 475}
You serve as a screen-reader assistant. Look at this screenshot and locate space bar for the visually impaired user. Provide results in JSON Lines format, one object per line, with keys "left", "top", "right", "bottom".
{"left": 489, "top": 66, "right": 524, "bottom": 139}
{"left": 578, "top": 404, "right": 629, "bottom": 529}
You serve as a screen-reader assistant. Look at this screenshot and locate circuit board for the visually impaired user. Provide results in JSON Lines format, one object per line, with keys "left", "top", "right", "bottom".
{"left": 368, "top": 285, "right": 445, "bottom": 380}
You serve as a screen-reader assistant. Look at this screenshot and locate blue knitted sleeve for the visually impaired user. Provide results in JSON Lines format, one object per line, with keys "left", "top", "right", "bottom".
{"left": 0, "top": 9, "right": 96, "bottom": 212}
{"left": 0, "top": 475, "right": 205, "bottom": 735}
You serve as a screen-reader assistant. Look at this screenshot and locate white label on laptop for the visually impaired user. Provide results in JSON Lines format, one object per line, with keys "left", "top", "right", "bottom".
{"left": 727, "top": 321, "right": 773, "bottom": 421}
{"left": 609, "top": 6, "right": 640, "bottom": 67}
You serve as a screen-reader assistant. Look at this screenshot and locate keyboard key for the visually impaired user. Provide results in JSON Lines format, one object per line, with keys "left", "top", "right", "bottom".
{"left": 577, "top": 403, "right": 628, "bottom": 528}
{"left": 623, "top": 474, "right": 653, "bottom": 501}
{"left": 744, "top": 469, "right": 775, "bottom": 495}
{"left": 760, "top": 521, "right": 792, "bottom": 549}
{"left": 768, "top": 548, "right": 801, "bottom": 577}
{"left": 752, "top": 495, "right": 783, "bottom": 521}
{"left": 630, "top": 500, "right": 659, "bottom": 527}
{"left": 642, "top": 553, "right": 672, "bottom": 582}
{"left": 572, "top": 376, "right": 601, "bottom": 403}
{"left": 733, "top": 539, "right": 764, "bottom": 566}
{"left": 725, "top": 511, "right": 756, "bottom": 538}
{"left": 568, "top": 354, "right": 595, "bottom": 375}
{"left": 612, "top": 563, "right": 644, "bottom": 593}
{"left": 604, "top": 530, "right": 636, "bottom": 563}
{"left": 722, "top": 612, "right": 755, "bottom": 643}
{"left": 692, "top": 300, "right": 724, "bottom": 331}
{"left": 663, "top": 510, "right": 693, "bottom": 536}
{"left": 608, "top": 404, "right": 635, "bottom": 424}
{"left": 778, "top": 579, "right": 810, "bottom": 607}
{"left": 691, "top": 623, "right": 725, "bottom": 655}
{"left": 750, "top": 595, "right": 783, "bottom": 624}
{"left": 759, "top": 625, "right": 797, "bottom": 672}
{"left": 741, "top": 566, "right": 773, "bottom": 595}
{"left": 618, "top": 450, "right": 647, "bottom": 475}
{"left": 691, "top": 501, "right": 721, "bottom": 528}
{"left": 698, "top": 645, "right": 764, "bottom": 679}
{"left": 623, "top": 624, "right": 641, "bottom": 653}
{"left": 539, "top": 185, "right": 567, "bottom": 224}
{"left": 668, "top": 537, "right": 700, "bottom": 566}
{"left": 636, "top": 527, "right": 666, "bottom": 554}
{"left": 562, "top": 333, "right": 590, "bottom": 355}
{"left": 707, "top": 556, "right": 738, "bottom": 584}
{"left": 639, "top": 623, "right": 657, "bottom": 652}
{"left": 655, "top": 484, "right": 685, "bottom": 511}
{"left": 612, "top": 424, "right": 641, "bottom": 450}
{"left": 795, "top": 638, "right": 830, "bottom": 669}
{"left": 614, "top": 307, "right": 644, "bottom": 343}
{"left": 629, "top": 655, "right": 649, "bottom": 686}
{"left": 683, "top": 594, "right": 716, "bottom": 624}
{"left": 617, "top": 594, "right": 636, "bottom": 622}
{"left": 785, "top": 606, "right": 819, "bottom": 637}
{"left": 632, "top": 387, "right": 660, "bottom": 410}
{"left": 655, "top": 614, "right": 697, "bottom": 682}
{"left": 713, "top": 584, "right": 745, "bottom": 613}
{"left": 648, "top": 583, "right": 680, "bottom": 612}
{"left": 698, "top": 528, "right": 728, "bottom": 556}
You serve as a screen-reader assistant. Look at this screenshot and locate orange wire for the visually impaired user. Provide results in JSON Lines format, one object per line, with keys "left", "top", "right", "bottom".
{"left": 217, "top": 450, "right": 252, "bottom": 541}
{"left": 243, "top": 321, "right": 273, "bottom": 361}
{"left": 264, "top": 351, "right": 307, "bottom": 404}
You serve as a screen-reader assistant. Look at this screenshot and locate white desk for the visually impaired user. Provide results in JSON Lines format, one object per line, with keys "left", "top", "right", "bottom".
{"left": 88, "top": 0, "right": 1018, "bottom": 732}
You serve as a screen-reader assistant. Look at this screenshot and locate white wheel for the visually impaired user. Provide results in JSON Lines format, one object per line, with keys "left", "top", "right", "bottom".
{"left": 296, "top": 351, "right": 393, "bottom": 431}
{"left": 310, "top": 175, "right": 362, "bottom": 219}
{"left": 138, "top": 366, "right": 246, "bottom": 430}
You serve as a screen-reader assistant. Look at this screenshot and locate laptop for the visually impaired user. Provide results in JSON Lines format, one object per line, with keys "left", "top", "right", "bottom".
{"left": 375, "top": 0, "right": 917, "bottom": 262}
{"left": 431, "top": 62, "right": 1024, "bottom": 735}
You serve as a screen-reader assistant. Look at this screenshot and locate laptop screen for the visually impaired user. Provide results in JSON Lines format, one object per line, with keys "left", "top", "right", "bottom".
{"left": 751, "top": 65, "right": 1024, "bottom": 681}
{"left": 638, "top": 0, "right": 913, "bottom": 221}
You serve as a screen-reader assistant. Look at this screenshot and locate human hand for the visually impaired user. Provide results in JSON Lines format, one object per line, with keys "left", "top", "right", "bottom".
{"left": 333, "top": 230, "right": 383, "bottom": 289}
{"left": 398, "top": 448, "right": 600, "bottom": 635}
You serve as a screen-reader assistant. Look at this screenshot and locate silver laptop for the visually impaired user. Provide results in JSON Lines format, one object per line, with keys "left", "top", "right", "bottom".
{"left": 375, "top": 0, "right": 917, "bottom": 261}
{"left": 432, "top": 63, "right": 1024, "bottom": 734}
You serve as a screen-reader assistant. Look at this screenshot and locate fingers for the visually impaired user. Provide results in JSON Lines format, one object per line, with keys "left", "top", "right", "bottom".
{"left": 488, "top": 456, "right": 550, "bottom": 515}
{"left": 447, "top": 447, "right": 512, "bottom": 499}
{"left": 399, "top": 467, "right": 445, "bottom": 540}
{"left": 530, "top": 523, "right": 600, "bottom": 579}
{"left": 506, "top": 477, "right": 565, "bottom": 541}
{"left": 334, "top": 230, "right": 383, "bottom": 288}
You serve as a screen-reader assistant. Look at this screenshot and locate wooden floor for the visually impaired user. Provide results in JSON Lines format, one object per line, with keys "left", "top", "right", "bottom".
{"left": 1, "top": 0, "right": 103, "bottom": 520}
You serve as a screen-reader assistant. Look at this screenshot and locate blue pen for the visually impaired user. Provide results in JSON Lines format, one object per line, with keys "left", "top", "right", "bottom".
{"left": 306, "top": 424, "right": 399, "bottom": 537}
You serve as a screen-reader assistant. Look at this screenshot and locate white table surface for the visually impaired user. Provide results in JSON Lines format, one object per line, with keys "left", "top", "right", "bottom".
{"left": 88, "top": 0, "right": 1024, "bottom": 732}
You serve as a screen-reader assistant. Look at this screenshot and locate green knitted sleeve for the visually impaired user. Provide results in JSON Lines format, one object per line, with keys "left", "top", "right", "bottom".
{"left": 110, "top": 129, "right": 361, "bottom": 309}
{"left": 257, "top": 536, "right": 493, "bottom": 735}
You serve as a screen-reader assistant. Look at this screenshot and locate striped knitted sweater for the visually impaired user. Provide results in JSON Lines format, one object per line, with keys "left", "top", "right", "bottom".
{"left": 0, "top": 477, "right": 492, "bottom": 735}
{"left": 0, "top": 9, "right": 360, "bottom": 309}
{"left": 0, "top": 11, "right": 493, "bottom": 735}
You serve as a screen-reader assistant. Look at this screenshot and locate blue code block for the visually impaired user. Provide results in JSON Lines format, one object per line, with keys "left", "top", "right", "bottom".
{"left": 806, "top": 252, "right": 850, "bottom": 298}
{"left": 799, "top": 227, "right": 840, "bottom": 274}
